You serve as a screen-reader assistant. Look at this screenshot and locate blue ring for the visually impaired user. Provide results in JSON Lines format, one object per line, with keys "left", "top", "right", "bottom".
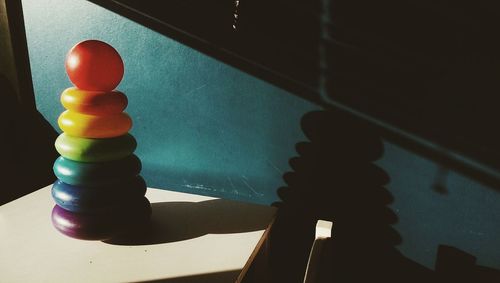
{"left": 51, "top": 176, "right": 147, "bottom": 213}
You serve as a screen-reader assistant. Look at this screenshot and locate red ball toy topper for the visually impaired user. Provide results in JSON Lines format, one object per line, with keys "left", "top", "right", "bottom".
{"left": 65, "top": 40, "right": 124, "bottom": 91}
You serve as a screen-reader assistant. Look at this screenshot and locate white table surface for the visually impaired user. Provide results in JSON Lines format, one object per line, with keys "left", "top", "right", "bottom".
{"left": 0, "top": 186, "right": 275, "bottom": 283}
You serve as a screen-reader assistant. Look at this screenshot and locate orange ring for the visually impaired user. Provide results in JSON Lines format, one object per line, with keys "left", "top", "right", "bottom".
{"left": 61, "top": 87, "right": 127, "bottom": 115}
{"left": 58, "top": 110, "right": 132, "bottom": 138}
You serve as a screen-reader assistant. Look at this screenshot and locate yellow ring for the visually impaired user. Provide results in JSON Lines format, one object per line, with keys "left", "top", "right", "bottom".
{"left": 61, "top": 87, "right": 127, "bottom": 115}
{"left": 58, "top": 110, "right": 132, "bottom": 138}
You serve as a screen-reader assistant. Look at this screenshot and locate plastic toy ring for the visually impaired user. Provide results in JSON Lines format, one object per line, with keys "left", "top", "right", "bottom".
{"left": 58, "top": 110, "right": 132, "bottom": 138}
{"left": 53, "top": 155, "right": 141, "bottom": 186}
{"left": 55, "top": 133, "right": 137, "bottom": 162}
{"left": 61, "top": 87, "right": 127, "bottom": 115}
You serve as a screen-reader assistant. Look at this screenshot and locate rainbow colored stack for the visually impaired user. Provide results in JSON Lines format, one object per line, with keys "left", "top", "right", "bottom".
{"left": 50, "top": 40, "right": 151, "bottom": 240}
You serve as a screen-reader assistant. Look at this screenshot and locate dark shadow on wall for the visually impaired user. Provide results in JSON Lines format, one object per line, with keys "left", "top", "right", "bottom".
{"left": 0, "top": 75, "right": 58, "bottom": 205}
{"left": 322, "top": 0, "right": 500, "bottom": 189}
{"left": 435, "top": 245, "right": 500, "bottom": 282}
{"left": 269, "top": 110, "right": 433, "bottom": 282}
{"left": 269, "top": 110, "right": 500, "bottom": 282}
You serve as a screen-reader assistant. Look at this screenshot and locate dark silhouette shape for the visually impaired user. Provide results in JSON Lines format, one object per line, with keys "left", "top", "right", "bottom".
{"left": 0, "top": 75, "right": 58, "bottom": 205}
{"left": 436, "top": 245, "right": 500, "bottom": 283}
{"left": 106, "top": 199, "right": 274, "bottom": 245}
{"left": 269, "top": 110, "right": 500, "bottom": 282}
{"left": 269, "top": 110, "right": 432, "bottom": 282}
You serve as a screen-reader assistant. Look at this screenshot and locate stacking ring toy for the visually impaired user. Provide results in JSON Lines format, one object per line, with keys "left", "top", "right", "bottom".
{"left": 55, "top": 133, "right": 137, "bottom": 162}
{"left": 53, "top": 155, "right": 141, "bottom": 186}
{"left": 51, "top": 197, "right": 151, "bottom": 240}
{"left": 51, "top": 176, "right": 147, "bottom": 213}
{"left": 61, "top": 87, "right": 127, "bottom": 115}
{"left": 58, "top": 110, "right": 132, "bottom": 138}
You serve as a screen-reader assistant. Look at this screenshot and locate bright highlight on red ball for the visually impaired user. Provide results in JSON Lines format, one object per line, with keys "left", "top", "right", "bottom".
{"left": 65, "top": 40, "right": 124, "bottom": 91}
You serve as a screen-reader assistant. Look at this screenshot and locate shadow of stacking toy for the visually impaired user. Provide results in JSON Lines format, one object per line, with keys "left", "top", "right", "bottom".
{"left": 51, "top": 40, "right": 151, "bottom": 240}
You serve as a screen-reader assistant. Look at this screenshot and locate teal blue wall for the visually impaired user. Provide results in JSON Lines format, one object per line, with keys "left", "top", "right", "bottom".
{"left": 22, "top": 0, "right": 499, "bottom": 270}
{"left": 22, "top": 0, "right": 319, "bottom": 205}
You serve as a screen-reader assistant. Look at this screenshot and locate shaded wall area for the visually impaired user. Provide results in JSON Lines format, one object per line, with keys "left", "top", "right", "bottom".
{"left": 270, "top": 110, "right": 500, "bottom": 282}
{"left": 0, "top": 75, "right": 58, "bottom": 204}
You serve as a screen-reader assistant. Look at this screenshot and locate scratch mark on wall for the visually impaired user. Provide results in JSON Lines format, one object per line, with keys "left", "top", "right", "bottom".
{"left": 183, "top": 183, "right": 215, "bottom": 191}
{"left": 266, "top": 158, "right": 283, "bottom": 175}
{"left": 241, "top": 175, "right": 263, "bottom": 197}
{"left": 227, "top": 176, "right": 236, "bottom": 190}
{"left": 185, "top": 84, "right": 207, "bottom": 96}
